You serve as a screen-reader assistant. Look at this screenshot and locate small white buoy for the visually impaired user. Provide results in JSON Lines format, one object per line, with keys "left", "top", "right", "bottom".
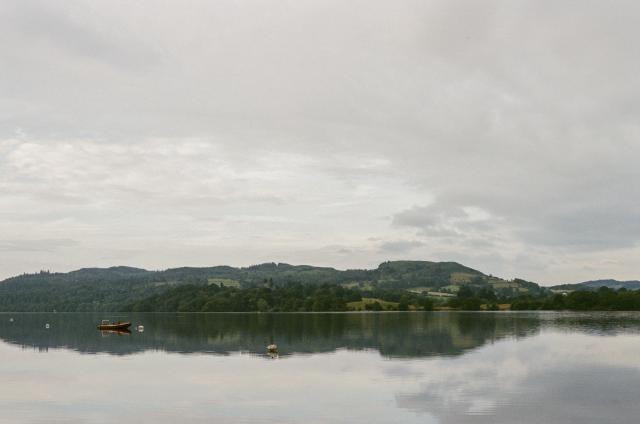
{"left": 267, "top": 344, "right": 278, "bottom": 358}
{"left": 45, "top": 323, "right": 50, "bottom": 329}
{"left": 9, "top": 318, "right": 13, "bottom": 323}
{"left": 137, "top": 325, "right": 144, "bottom": 332}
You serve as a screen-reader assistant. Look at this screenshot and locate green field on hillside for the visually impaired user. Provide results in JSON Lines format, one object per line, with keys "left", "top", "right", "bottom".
{"left": 207, "top": 278, "right": 241, "bottom": 288}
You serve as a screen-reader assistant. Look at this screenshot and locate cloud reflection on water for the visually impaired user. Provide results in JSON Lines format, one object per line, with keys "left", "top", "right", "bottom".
{"left": 1, "top": 313, "right": 639, "bottom": 423}
{"left": 395, "top": 331, "right": 640, "bottom": 423}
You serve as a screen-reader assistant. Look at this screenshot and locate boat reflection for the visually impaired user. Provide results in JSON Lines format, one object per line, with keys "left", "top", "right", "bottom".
{"left": 0, "top": 312, "right": 639, "bottom": 358}
{"left": 100, "top": 328, "right": 132, "bottom": 336}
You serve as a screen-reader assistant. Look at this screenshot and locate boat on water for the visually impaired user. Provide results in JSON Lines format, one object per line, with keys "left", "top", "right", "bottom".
{"left": 97, "top": 320, "right": 131, "bottom": 331}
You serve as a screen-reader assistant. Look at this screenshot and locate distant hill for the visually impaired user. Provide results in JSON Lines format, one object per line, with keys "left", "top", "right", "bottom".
{"left": 0, "top": 261, "right": 543, "bottom": 311}
{"left": 551, "top": 279, "right": 640, "bottom": 291}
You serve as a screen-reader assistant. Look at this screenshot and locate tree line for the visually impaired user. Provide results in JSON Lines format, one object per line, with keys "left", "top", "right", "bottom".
{"left": 510, "top": 287, "right": 640, "bottom": 311}
{"left": 123, "top": 283, "right": 435, "bottom": 312}
{"left": 445, "top": 285, "right": 640, "bottom": 311}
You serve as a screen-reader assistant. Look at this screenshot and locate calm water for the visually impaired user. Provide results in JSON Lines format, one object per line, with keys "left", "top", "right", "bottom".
{"left": 1, "top": 312, "right": 640, "bottom": 423}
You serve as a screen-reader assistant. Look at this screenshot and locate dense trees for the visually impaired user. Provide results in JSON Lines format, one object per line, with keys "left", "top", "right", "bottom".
{"left": 511, "top": 287, "right": 640, "bottom": 311}
{"left": 445, "top": 285, "right": 485, "bottom": 310}
{"left": 5, "top": 264, "right": 639, "bottom": 312}
{"left": 0, "top": 261, "right": 545, "bottom": 311}
{"left": 444, "top": 285, "right": 640, "bottom": 311}
{"left": 124, "top": 283, "right": 435, "bottom": 312}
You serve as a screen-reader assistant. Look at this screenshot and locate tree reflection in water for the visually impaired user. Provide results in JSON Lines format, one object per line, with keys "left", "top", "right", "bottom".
{"left": 3, "top": 311, "right": 636, "bottom": 357}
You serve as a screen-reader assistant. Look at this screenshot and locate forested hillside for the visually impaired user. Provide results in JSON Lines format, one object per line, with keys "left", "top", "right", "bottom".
{"left": 0, "top": 261, "right": 543, "bottom": 311}
{"left": 551, "top": 279, "right": 640, "bottom": 291}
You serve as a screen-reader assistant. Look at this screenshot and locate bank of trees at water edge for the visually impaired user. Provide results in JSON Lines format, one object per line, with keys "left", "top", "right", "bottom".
{"left": 123, "top": 283, "right": 436, "bottom": 312}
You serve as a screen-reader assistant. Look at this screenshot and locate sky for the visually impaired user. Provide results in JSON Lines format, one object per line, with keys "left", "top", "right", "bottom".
{"left": 1, "top": 0, "right": 639, "bottom": 284}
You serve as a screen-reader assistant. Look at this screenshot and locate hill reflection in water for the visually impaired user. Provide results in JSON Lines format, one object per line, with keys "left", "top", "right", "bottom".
{"left": 1, "top": 311, "right": 639, "bottom": 358}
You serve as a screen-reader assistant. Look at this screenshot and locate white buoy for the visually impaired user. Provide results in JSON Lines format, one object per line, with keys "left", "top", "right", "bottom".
{"left": 45, "top": 323, "right": 50, "bottom": 329}
{"left": 267, "top": 344, "right": 278, "bottom": 358}
{"left": 9, "top": 318, "right": 13, "bottom": 323}
{"left": 137, "top": 325, "right": 144, "bottom": 332}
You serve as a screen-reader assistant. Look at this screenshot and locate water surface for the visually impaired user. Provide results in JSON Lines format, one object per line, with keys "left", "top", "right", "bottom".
{"left": 1, "top": 312, "right": 639, "bottom": 423}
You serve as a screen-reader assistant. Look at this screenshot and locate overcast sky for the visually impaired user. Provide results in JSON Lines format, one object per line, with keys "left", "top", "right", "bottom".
{"left": 1, "top": 0, "right": 639, "bottom": 284}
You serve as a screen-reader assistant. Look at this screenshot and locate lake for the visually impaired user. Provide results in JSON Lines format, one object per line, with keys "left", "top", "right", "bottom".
{"left": 1, "top": 311, "right": 639, "bottom": 423}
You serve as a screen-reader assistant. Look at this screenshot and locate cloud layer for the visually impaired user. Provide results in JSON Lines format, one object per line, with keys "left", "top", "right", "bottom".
{"left": 1, "top": 0, "right": 639, "bottom": 283}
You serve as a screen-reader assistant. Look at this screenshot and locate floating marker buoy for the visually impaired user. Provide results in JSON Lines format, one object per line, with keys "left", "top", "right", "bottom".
{"left": 45, "top": 323, "right": 50, "bottom": 329}
{"left": 9, "top": 318, "right": 13, "bottom": 323}
{"left": 137, "top": 325, "right": 144, "bottom": 332}
{"left": 267, "top": 344, "right": 278, "bottom": 358}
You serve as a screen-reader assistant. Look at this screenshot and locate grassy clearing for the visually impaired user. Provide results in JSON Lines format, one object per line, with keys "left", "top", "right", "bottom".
{"left": 491, "top": 281, "right": 519, "bottom": 289}
{"left": 152, "top": 280, "right": 180, "bottom": 287}
{"left": 407, "top": 287, "right": 432, "bottom": 294}
{"left": 426, "top": 291, "right": 456, "bottom": 298}
{"left": 434, "top": 306, "right": 456, "bottom": 311}
{"left": 207, "top": 278, "right": 241, "bottom": 288}
{"left": 450, "top": 272, "right": 476, "bottom": 284}
{"left": 341, "top": 282, "right": 376, "bottom": 290}
{"left": 442, "top": 285, "right": 460, "bottom": 293}
{"left": 341, "top": 281, "right": 375, "bottom": 290}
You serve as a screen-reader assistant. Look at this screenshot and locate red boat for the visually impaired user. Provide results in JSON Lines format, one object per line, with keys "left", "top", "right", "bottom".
{"left": 97, "top": 320, "right": 132, "bottom": 331}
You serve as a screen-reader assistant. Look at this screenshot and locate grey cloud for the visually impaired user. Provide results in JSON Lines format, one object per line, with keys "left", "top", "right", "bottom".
{"left": 1, "top": 0, "right": 639, "bottom": 282}
{"left": 0, "top": 239, "right": 78, "bottom": 252}
{"left": 393, "top": 197, "right": 640, "bottom": 252}
{"left": 392, "top": 204, "right": 500, "bottom": 239}
{"left": 378, "top": 240, "right": 424, "bottom": 254}
{"left": 392, "top": 204, "right": 466, "bottom": 233}
{"left": 519, "top": 206, "right": 640, "bottom": 250}
{"left": 1, "top": 1, "right": 160, "bottom": 70}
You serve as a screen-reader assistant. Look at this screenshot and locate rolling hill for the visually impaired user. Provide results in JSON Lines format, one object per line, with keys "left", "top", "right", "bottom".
{"left": 551, "top": 279, "right": 640, "bottom": 292}
{"left": 0, "top": 261, "right": 543, "bottom": 311}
